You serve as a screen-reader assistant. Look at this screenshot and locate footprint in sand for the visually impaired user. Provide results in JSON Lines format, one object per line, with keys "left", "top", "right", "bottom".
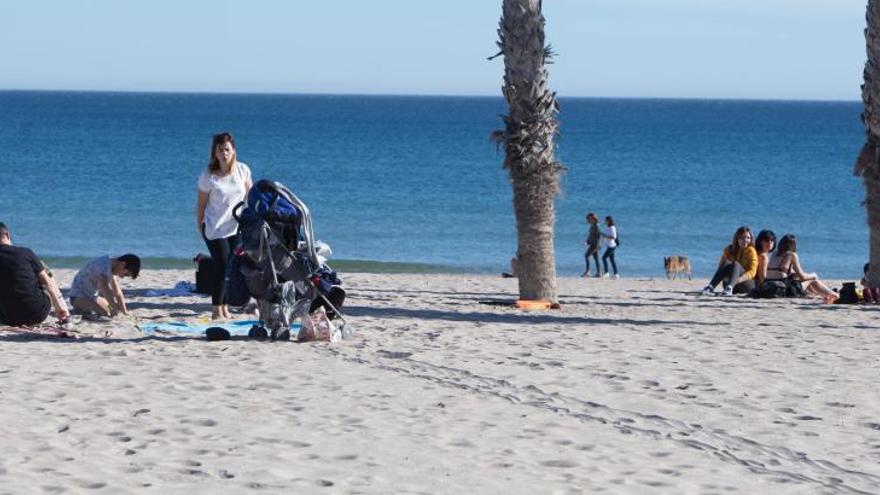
{"left": 540, "top": 459, "right": 578, "bottom": 468}
{"left": 76, "top": 480, "right": 107, "bottom": 489}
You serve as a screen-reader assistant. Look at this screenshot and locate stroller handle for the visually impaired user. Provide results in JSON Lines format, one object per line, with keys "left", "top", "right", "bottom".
{"left": 232, "top": 201, "right": 245, "bottom": 223}
{"left": 268, "top": 181, "right": 321, "bottom": 272}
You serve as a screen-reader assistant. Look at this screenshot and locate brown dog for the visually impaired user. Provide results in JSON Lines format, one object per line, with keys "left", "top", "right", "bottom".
{"left": 664, "top": 256, "right": 692, "bottom": 280}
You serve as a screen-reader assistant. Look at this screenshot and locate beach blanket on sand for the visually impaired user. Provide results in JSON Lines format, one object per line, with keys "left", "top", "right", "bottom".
{"left": 138, "top": 319, "right": 300, "bottom": 337}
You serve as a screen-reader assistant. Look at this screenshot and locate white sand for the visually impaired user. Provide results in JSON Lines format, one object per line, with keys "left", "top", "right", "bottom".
{"left": 1, "top": 269, "right": 879, "bottom": 494}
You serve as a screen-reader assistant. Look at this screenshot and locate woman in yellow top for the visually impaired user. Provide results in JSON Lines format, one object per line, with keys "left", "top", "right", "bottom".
{"left": 701, "top": 226, "right": 758, "bottom": 296}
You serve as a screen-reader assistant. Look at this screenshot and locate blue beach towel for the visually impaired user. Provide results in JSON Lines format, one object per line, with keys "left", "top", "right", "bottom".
{"left": 138, "top": 319, "right": 300, "bottom": 337}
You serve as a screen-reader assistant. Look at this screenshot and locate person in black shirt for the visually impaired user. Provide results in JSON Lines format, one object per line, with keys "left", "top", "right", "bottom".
{"left": 0, "top": 222, "right": 69, "bottom": 326}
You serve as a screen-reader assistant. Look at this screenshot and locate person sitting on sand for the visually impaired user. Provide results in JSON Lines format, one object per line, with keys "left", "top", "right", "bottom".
{"left": 0, "top": 222, "right": 70, "bottom": 326}
{"left": 502, "top": 255, "right": 518, "bottom": 278}
{"left": 860, "top": 263, "right": 879, "bottom": 303}
{"left": 701, "top": 226, "right": 758, "bottom": 296}
{"left": 766, "top": 234, "right": 837, "bottom": 303}
{"left": 753, "top": 229, "right": 777, "bottom": 286}
{"left": 69, "top": 254, "right": 141, "bottom": 320}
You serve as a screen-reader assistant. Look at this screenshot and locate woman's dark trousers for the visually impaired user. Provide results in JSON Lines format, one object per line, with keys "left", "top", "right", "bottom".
{"left": 584, "top": 245, "right": 600, "bottom": 276}
{"left": 708, "top": 261, "right": 754, "bottom": 293}
{"left": 602, "top": 247, "right": 618, "bottom": 275}
{"left": 204, "top": 234, "right": 237, "bottom": 306}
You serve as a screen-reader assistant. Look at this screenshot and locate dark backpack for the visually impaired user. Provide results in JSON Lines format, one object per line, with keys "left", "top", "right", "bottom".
{"left": 752, "top": 280, "right": 787, "bottom": 298}
{"left": 784, "top": 277, "right": 806, "bottom": 297}
{"left": 836, "top": 282, "right": 858, "bottom": 304}
{"left": 194, "top": 254, "right": 213, "bottom": 295}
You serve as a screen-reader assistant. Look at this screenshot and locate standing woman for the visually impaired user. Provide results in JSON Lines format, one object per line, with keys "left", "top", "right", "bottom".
{"left": 701, "top": 226, "right": 758, "bottom": 296}
{"left": 583, "top": 213, "right": 601, "bottom": 278}
{"left": 196, "top": 132, "right": 253, "bottom": 320}
{"left": 601, "top": 216, "right": 619, "bottom": 279}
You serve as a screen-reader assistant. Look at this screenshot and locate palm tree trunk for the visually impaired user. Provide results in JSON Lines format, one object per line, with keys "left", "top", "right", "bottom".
{"left": 856, "top": 0, "right": 880, "bottom": 287}
{"left": 494, "top": 0, "right": 563, "bottom": 302}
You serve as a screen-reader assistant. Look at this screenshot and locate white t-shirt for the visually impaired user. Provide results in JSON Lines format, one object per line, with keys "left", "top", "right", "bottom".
{"left": 69, "top": 255, "right": 112, "bottom": 299}
{"left": 604, "top": 226, "right": 618, "bottom": 248}
{"left": 198, "top": 162, "right": 252, "bottom": 240}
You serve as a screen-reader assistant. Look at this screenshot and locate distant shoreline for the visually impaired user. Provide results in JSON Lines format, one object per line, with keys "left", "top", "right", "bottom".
{"left": 40, "top": 255, "right": 466, "bottom": 274}
{"left": 0, "top": 88, "right": 860, "bottom": 104}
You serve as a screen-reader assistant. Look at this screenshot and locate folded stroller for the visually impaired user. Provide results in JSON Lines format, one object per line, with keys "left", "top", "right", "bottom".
{"left": 233, "top": 179, "right": 348, "bottom": 341}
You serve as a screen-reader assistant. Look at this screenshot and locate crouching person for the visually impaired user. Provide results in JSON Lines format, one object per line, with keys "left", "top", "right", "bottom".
{"left": 70, "top": 254, "right": 140, "bottom": 320}
{"left": 0, "top": 222, "right": 70, "bottom": 326}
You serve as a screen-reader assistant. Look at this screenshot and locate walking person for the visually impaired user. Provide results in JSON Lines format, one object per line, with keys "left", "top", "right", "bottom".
{"left": 601, "top": 215, "right": 619, "bottom": 279}
{"left": 583, "top": 213, "right": 601, "bottom": 278}
{"left": 196, "top": 132, "right": 253, "bottom": 320}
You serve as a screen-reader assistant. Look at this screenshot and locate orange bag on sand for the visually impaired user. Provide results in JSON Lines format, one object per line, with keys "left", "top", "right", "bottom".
{"left": 515, "top": 300, "right": 561, "bottom": 310}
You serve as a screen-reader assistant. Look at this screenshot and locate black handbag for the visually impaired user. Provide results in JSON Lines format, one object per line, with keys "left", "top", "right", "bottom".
{"left": 837, "top": 282, "right": 858, "bottom": 304}
{"left": 784, "top": 277, "right": 806, "bottom": 297}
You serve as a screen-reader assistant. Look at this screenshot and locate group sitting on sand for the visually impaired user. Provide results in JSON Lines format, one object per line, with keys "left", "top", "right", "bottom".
{"left": 0, "top": 221, "right": 141, "bottom": 327}
{"left": 700, "top": 226, "right": 839, "bottom": 303}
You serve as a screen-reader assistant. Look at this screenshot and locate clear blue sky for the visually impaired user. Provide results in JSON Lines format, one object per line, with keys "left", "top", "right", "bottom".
{"left": 0, "top": 0, "right": 868, "bottom": 100}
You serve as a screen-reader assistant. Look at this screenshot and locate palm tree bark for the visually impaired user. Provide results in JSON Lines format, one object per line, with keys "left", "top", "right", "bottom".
{"left": 856, "top": 0, "right": 880, "bottom": 287}
{"left": 493, "top": 0, "right": 563, "bottom": 302}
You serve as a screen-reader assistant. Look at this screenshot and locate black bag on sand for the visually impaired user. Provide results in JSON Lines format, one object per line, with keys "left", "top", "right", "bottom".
{"left": 226, "top": 254, "right": 250, "bottom": 307}
{"left": 309, "top": 286, "right": 346, "bottom": 320}
{"left": 194, "top": 254, "right": 213, "bottom": 295}
{"left": 751, "top": 280, "right": 787, "bottom": 298}
{"left": 836, "top": 282, "right": 858, "bottom": 304}
{"left": 785, "top": 277, "right": 806, "bottom": 297}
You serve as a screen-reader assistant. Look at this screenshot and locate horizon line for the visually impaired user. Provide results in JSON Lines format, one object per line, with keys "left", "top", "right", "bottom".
{"left": 0, "top": 87, "right": 861, "bottom": 104}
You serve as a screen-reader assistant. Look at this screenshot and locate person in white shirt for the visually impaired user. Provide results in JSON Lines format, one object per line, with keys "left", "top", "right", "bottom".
{"left": 601, "top": 216, "right": 619, "bottom": 279}
{"left": 196, "top": 132, "right": 253, "bottom": 320}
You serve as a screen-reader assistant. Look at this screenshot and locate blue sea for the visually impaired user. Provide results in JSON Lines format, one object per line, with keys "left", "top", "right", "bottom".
{"left": 0, "top": 91, "right": 868, "bottom": 278}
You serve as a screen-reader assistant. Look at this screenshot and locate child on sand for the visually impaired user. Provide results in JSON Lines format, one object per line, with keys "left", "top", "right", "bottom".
{"left": 69, "top": 254, "right": 141, "bottom": 320}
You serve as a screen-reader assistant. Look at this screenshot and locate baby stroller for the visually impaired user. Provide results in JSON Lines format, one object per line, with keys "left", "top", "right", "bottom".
{"left": 233, "top": 179, "right": 348, "bottom": 341}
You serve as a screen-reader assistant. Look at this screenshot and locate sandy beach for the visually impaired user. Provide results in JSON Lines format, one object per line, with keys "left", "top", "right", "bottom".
{"left": 1, "top": 269, "right": 878, "bottom": 494}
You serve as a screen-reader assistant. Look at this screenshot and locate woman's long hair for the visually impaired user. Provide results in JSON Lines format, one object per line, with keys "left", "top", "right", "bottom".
{"left": 208, "top": 132, "right": 236, "bottom": 173}
{"left": 755, "top": 229, "right": 776, "bottom": 254}
{"left": 777, "top": 234, "right": 797, "bottom": 254}
{"left": 728, "top": 226, "right": 754, "bottom": 258}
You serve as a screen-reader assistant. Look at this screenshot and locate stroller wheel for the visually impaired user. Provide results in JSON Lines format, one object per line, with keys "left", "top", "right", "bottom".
{"left": 271, "top": 328, "right": 291, "bottom": 342}
{"left": 248, "top": 325, "right": 268, "bottom": 340}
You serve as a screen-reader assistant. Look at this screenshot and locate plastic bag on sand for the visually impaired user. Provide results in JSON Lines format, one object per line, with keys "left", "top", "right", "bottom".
{"left": 297, "top": 307, "right": 340, "bottom": 342}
